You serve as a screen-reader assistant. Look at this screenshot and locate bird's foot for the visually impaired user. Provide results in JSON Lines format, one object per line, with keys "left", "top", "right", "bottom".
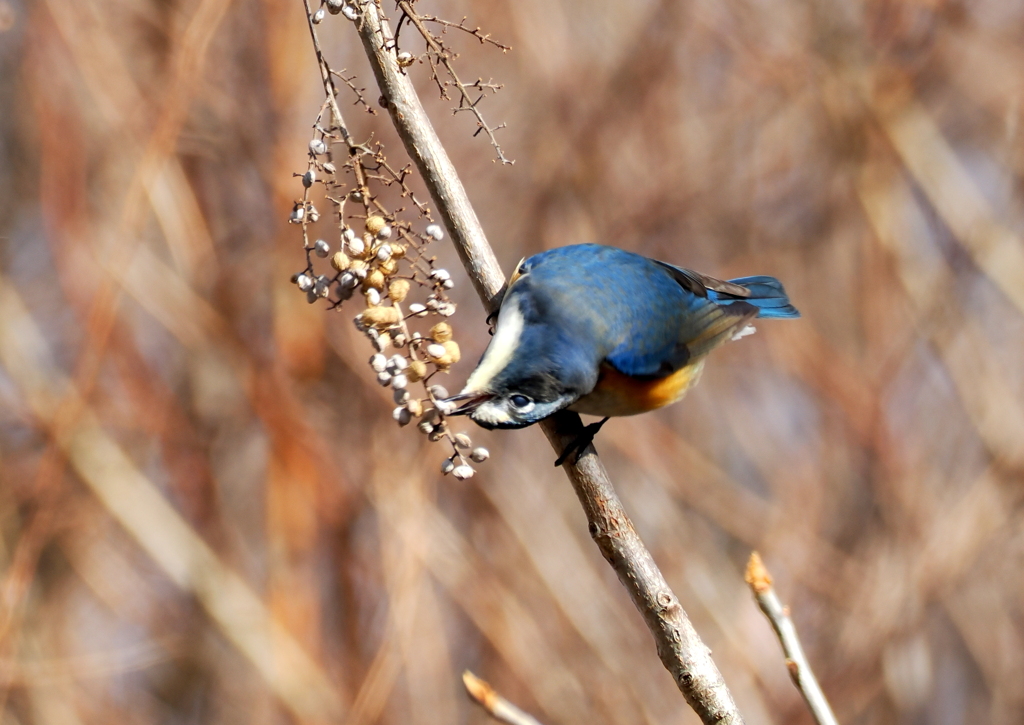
{"left": 554, "top": 417, "right": 610, "bottom": 467}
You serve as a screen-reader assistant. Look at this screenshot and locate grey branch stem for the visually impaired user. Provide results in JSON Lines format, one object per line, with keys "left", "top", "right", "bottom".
{"left": 352, "top": 2, "right": 744, "bottom": 722}
{"left": 746, "top": 553, "right": 839, "bottom": 725}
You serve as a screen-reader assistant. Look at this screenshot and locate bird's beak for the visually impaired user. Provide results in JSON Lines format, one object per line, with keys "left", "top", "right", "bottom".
{"left": 442, "top": 390, "right": 495, "bottom": 416}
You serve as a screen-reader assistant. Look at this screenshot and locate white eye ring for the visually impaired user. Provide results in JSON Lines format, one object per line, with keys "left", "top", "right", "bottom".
{"left": 509, "top": 394, "right": 534, "bottom": 412}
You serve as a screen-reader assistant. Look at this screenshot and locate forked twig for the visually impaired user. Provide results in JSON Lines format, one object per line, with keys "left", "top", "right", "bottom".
{"left": 331, "top": 68, "right": 378, "bottom": 114}
{"left": 394, "top": 0, "right": 513, "bottom": 164}
{"left": 419, "top": 15, "right": 511, "bottom": 50}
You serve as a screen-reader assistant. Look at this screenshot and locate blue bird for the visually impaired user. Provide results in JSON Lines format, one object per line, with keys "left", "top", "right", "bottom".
{"left": 447, "top": 244, "right": 799, "bottom": 460}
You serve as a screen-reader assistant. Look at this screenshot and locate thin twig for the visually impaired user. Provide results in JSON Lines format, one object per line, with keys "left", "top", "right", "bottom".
{"left": 331, "top": 68, "right": 378, "bottom": 115}
{"left": 395, "top": 0, "right": 513, "bottom": 164}
{"left": 353, "top": 3, "right": 744, "bottom": 722}
{"left": 301, "top": 0, "right": 354, "bottom": 146}
{"left": 745, "top": 552, "right": 839, "bottom": 725}
{"left": 462, "top": 671, "right": 546, "bottom": 725}
{"left": 419, "top": 15, "right": 511, "bottom": 51}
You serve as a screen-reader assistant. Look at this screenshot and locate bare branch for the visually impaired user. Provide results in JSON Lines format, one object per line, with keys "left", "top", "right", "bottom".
{"left": 353, "top": 3, "right": 745, "bottom": 722}
{"left": 368, "top": 152, "right": 433, "bottom": 215}
{"left": 462, "top": 671, "right": 546, "bottom": 725}
{"left": 746, "top": 553, "right": 839, "bottom": 725}
{"left": 419, "top": 15, "right": 512, "bottom": 51}
{"left": 395, "top": 0, "right": 514, "bottom": 164}
{"left": 330, "top": 68, "right": 378, "bottom": 115}
{"left": 301, "top": 0, "right": 355, "bottom": 146}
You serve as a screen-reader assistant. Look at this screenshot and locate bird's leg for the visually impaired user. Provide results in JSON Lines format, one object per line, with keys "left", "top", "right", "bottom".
{"left": 554, "top": 417, "right": 610, "bottom": 467}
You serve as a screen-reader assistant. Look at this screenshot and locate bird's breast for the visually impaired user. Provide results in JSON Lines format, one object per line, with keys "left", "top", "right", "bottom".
{"left": 570, "top": 359, "right": 706, "bottom": 418}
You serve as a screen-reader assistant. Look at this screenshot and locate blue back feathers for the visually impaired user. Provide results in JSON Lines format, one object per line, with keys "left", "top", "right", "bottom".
{"left": 500, "top": 244, "right": 799, "bottom": 384}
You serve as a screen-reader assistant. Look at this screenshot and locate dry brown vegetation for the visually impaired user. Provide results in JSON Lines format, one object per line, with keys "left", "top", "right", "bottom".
{"left": 1, "top": 0, "right": 1023, "bottom": 723}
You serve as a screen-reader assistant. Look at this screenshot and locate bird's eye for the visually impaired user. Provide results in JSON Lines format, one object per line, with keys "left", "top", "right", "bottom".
{"left": 509, "top": 394, "right": 532, "bottom": 409}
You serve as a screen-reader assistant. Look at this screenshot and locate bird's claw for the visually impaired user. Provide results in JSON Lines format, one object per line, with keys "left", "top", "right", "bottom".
{"left": 554, "top": 417, "right": 610, "bottom": 467}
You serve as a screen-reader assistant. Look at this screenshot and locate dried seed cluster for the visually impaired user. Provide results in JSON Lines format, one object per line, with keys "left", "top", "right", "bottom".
{"left": 295, "top": 0, "right": 507, "bottom": 477}
{"left": 290, "top": 141, "right": 488, "bottom": 476}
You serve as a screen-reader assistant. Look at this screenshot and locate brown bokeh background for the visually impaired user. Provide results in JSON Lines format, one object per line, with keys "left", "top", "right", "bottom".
{"left": 2, "top": 0, "right": 1023, "bottom": 723}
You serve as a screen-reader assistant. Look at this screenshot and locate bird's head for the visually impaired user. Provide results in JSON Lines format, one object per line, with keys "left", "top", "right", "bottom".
{"left": 445, "top": 383, "right": 577, "bottom": 430}
{"left": 443, "top": 288, "right": 593, "bottom": 429}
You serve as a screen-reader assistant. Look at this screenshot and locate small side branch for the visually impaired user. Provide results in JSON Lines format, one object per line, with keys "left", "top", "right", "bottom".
{"left": 745, "top": 553, "right": 839, "bottom": 725}
{"left": 419, "top": 15, "right": 511, "bottom": 51}
{"left": 330, "top": 69, "right": 378, "bottom": 115}
{"left": 301, "top": 0, "right": 354, "bottom": 145}
{"left": 395, "top": 0, "right": 513, "bottom": 164}
{"left": 463, "top": 671, "right": 546, "bottom": 725}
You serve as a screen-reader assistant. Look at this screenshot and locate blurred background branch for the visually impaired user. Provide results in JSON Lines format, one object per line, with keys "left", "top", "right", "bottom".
{"left": 462, "top": 670, "right": 546, "bottom": 725}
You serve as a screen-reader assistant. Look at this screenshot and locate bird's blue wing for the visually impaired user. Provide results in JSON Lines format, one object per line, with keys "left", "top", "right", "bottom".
{"left": 516, "top": 245, "right": 766, "bottom": 380}
{"left": 605, "top": 291, "right": 757, "bottom": 377}
{"left": 602, "top": 258, "right": 758, "bottom": 378}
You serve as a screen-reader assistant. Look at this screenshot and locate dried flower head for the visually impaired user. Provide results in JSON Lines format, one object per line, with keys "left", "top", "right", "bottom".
{"left": 388, "top": 279, "right": 410, "bottom": 302}
{"left": 364, "top": 215, "right": 387, "bottom": 236}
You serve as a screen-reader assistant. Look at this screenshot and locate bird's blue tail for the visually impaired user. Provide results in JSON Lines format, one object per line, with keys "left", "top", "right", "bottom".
{"left": 709, "top": 276, "right": 800, "bottom": 319}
